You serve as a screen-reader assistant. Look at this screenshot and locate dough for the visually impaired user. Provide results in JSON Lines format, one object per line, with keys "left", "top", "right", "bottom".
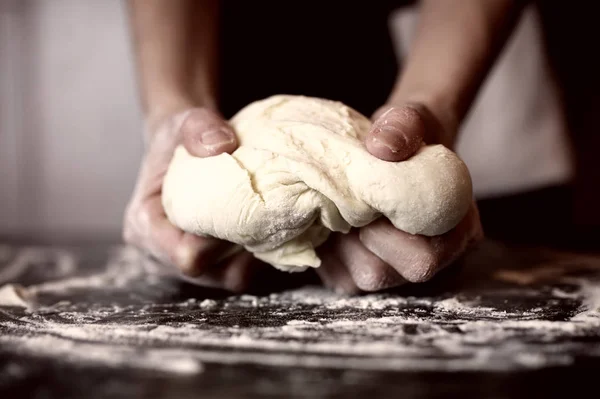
{"left": 162, "top": 95, "right": 472, "bottom": 272}
{"left": 0, "top": 284, "right": 30, "bottom": 308}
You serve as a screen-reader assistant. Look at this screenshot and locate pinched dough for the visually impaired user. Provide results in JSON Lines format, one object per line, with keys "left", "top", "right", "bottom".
{"left": 162, "top": 95, "right": 473, "bottom": 271}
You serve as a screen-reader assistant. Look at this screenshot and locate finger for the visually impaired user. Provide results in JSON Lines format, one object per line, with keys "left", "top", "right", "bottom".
{"left": 174, "top": 231, "right": 234, "bottom": 277}
{"left": 316, "top": 240, "right": 360, "bottom": 294}
{"left": 366, "top": 105, "right": 425, "bottom": 162}
{"left": 329, "top": 231, "right": 406, "bottom": 292}
{"left": 181, "top": 108, "right": 238, "bottom": 157}
{"left": 139, "top": 197, "right": 231, "bottom": 276}
{"left": 359, "top": 204, "right": 483, "bottom": 283}
{"left": 218, "top": 251, "right": 261, "bottom": 293}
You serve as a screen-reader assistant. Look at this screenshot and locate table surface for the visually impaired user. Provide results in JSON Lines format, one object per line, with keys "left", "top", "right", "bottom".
{"left": 1, "top": 240, "right": 600, "bottom": 398}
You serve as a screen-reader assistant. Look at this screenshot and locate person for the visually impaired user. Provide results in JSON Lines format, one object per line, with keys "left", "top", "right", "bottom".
{"left": 122, "top": 0, "right": 563, "bottom": 293}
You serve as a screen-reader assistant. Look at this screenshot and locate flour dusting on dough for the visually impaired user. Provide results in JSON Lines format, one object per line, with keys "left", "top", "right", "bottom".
{"left": 162, "top": 95, "right": 473, "bottom": 271}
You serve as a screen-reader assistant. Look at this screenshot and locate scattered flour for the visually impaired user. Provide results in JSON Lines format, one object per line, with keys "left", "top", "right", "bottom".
{"left": 0, "top": 246, "right": 167, "bottom": 302}
{"left": 2, "top": 245, "right": 600, "bottom": 374}
{"left": 0, "top": 335, "right": 203, "bottom": 375}
{"left": 199, "top": 299, "right": 218, "bottom": 309}
{"left": 0, "top": 247, "right": 76, "bottom": 285}
{"left": 0, "top": 284, "right": 29, "bottom": 308}
{"left": 2, "top": 285, "right": 599, "bottom": 373}
{"left": 266, "top": 287, "right": 414, "bottom": 309}
{"left": 571, "top": 279, "right": 600, "bottom": 321}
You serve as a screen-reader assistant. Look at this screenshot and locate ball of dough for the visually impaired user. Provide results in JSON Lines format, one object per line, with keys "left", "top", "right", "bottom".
{"left": 162, "top": 95, "right": 473, "bottom": 272}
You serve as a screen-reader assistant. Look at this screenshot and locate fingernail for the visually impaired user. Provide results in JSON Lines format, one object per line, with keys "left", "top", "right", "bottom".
{"left": 372, "top": 125, "right": 406, "bottom": 154}
{"left": 200, "top": 128, "right": 235, "bottom": 147}
{"left": 370, "top": 106, "right": 425, "bottom": 160}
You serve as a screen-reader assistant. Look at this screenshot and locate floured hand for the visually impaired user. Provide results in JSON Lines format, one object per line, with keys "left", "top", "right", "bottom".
{"left": 122, "top": 107, "right": 266, "bottom": 292}
{"left": 316, "top": 104, "right": 483, "bottom": 293}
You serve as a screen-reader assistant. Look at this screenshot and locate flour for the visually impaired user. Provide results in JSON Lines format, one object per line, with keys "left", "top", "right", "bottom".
{"left": 2, "top": 282, "right": 599, "bottom": 373}
{"left": 1, "top": 246, "right": 165, "bottom": 298}
{"left": 2, "top": 244, "right": 600, "bottom": 374}
{"left": 2, "top": 295, "right": 597, "bottom": 372}
{"left": 433, "top": 296, "right": 539, "bottom": 319}
{"left": 199, "top": 299, "right": 218, "bottom": 309}
{"left": 0, "top": 247, "right": 76, "bottom": 285}
{"left": 0, "top": 335, "right": 203, "bottom": 375}
{"left": 0, "top": 284, "right": 29, "bottom": 308}
{"left": 435, "top": 297, "right": 495, "bottom": 314}
{"left": 266, "top": 287, "right": 414, "bottom": 309}
{"left": 571, "top": 278, "right": 600, "bottom": 321}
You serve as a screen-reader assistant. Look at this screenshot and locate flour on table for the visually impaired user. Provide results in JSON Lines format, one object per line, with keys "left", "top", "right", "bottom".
{"left": 0, "top": 284, "right": 30, "bottom": 308}
{"left": 2, "top": 284, "right": 599, "bottom": 373}
{"left": 0, "top": 335, "right": 203, "bottom": 375}
{"left": 2, "top": 243, "right": 600, "bottom": 374}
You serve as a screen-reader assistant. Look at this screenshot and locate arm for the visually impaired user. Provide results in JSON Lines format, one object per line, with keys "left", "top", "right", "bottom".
{"left": 392, "top": 0, "right": 525, "bottom": 131}
{"left": 128, "top": 0, "right": 219, "bottom": 130}
{"left": 368, "top": 0, "right": 527, "bottom": 158}
{"left": 319, "top": 0, "right": 526, "bottom": 293}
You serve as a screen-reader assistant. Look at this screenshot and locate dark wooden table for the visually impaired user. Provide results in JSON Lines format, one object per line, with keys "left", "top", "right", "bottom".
{"left": 1, "top": 239, "right": 600, "bottom": 398}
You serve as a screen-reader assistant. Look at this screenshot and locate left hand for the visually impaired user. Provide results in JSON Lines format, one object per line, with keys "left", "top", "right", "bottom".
{"left": 316, "top": 103, "right": 484, "bottom": 294}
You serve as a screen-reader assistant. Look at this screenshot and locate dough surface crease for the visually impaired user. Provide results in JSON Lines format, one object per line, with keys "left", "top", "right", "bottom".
{"left": 162, "top": 95, "right": 473, "bottom": 271}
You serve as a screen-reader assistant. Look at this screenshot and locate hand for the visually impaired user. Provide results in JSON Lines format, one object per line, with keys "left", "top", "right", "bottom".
{"left": 123, "top": 107, "right": 264, "bottom": 292}
{"left": 313, "top": 0, "right": 520, "bottom": 294}
{"left": 316, "top": 103, "right": 484, "bottom": 294}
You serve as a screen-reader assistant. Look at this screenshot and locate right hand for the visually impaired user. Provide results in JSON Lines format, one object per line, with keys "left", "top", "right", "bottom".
{"left": 122, "top": 107, "right": 264, "bottom": 292}
{"left": 316, "top": 104, "right": 483, "bottom": 294}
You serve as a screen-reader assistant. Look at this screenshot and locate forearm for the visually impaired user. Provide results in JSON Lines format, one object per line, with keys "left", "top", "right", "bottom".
{"left": 388, "top": 0, "right": 527, "bottom": 144}
{"left": 127, "top": 0, "right": 219, "bottom": 127}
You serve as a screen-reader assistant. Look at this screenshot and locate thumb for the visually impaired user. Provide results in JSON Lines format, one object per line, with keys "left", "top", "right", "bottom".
{"left": 181, "top": 108, "right": 238, "bottom": 157}
{"left": 366, "top": 104, "right": 426, "bottom": 162}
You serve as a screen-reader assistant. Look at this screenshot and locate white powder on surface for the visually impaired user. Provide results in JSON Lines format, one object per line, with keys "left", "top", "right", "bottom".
{"left": 199, "top": 299, "right": 218, "bottom": 309}
{"left": 2, "top": 280, "right": 599, "bottom": 373}
{"left": 571, "top": 279, "right": 600, "bottom": 322}
{"left": 0, "top": 284, "right": 29, "bottom": 308}
{"left": 267, "top": 287, "right": 415, "bottom": 310}
{"left": 0, "top": 335, "right": 203, "bottom": 375}
{"left": 0, "top": 247, "right": 76, "bottom": 285}
{"left": 2, "top": 245, "right": 600, "bottom": 374}
{"left": 0, "top": 246, "right": 168, "bottom": 303}
{"left": 1, "top": 300, "right": 597, "bottom": 372}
